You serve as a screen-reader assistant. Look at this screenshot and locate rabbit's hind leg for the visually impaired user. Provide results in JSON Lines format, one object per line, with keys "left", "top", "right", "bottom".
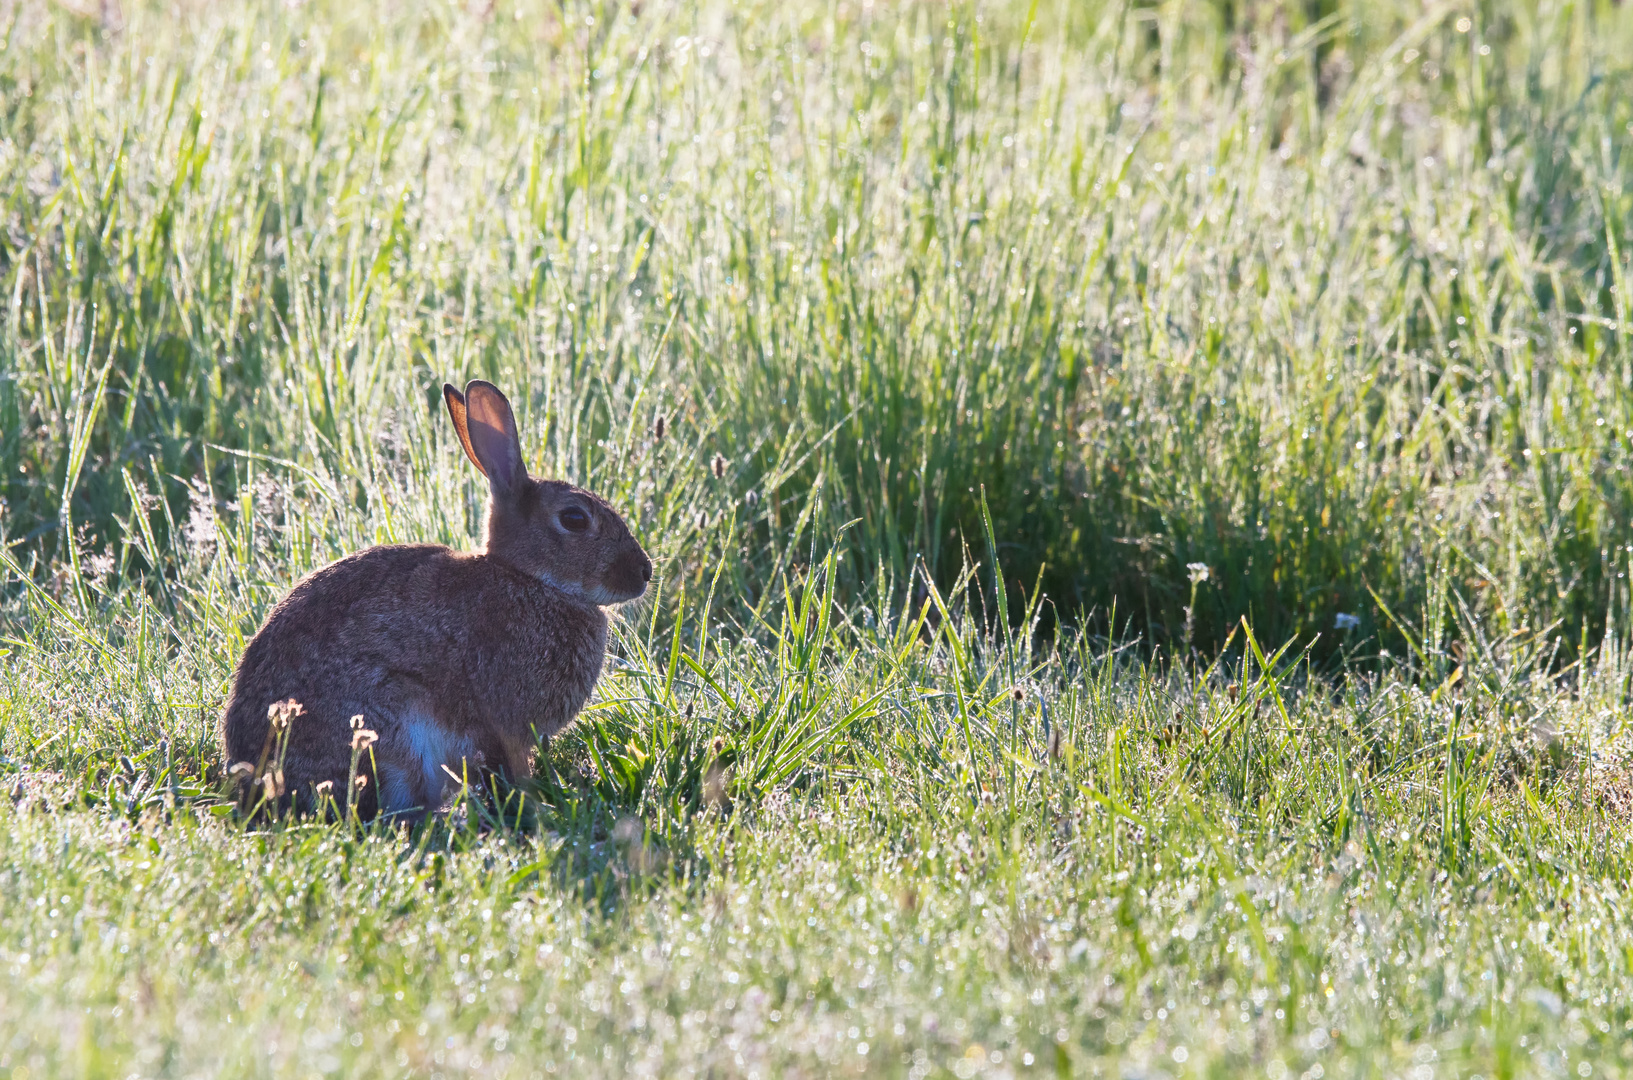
{"left": 387, "top": 703, "right": 478, "bottom": 813}
{"left": 375, "top": 760, "right": 425, "bottom": 821}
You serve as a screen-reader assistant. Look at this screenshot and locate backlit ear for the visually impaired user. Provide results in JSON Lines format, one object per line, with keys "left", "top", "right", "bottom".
{"left": 443, "top": 384, "right": 484, "bottom": 477}
{"left": 462, "top": 380, "right": 526, "bottom": 493}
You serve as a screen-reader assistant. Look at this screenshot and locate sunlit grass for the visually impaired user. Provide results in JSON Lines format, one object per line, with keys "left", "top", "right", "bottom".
{"left": 3, "top": 0, "right": 1633, "bottom": 1076}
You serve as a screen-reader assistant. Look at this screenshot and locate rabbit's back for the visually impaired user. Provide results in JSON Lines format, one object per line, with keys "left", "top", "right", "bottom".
{"left": 220, "top": 543, "right": 608, "bottom": 815}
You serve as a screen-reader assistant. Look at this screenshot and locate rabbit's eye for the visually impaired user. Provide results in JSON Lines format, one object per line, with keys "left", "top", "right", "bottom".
{"left": 559, "top": 506, "right": 591, "bottom": 533}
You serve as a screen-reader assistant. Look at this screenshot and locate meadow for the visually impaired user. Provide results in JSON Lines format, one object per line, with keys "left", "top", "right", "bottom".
{"left": 3, "top": 0, "right": 1633, "bottom": 1075}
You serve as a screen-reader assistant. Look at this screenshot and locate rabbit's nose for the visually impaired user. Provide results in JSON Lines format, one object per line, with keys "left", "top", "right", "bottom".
{"left": 640, "top": 558, "right": 653, "bottom": 582}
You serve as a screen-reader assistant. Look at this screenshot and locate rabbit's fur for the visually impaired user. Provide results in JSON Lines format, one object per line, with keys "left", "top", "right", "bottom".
{"left": 219, "top": 381, "right": 652, "bottom": 819}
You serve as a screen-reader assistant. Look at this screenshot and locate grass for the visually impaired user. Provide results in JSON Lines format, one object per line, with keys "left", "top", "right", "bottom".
{"left": 3, "top": 0, "right": 1633, "bottom": 1076}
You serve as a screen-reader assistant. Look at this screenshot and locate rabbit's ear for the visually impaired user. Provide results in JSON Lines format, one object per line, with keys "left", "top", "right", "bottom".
{"left": 462, "top": 380, "right": 526, "bottom": 493}
{"left": 443, "top": 384, "right": 485, "bottom": 477}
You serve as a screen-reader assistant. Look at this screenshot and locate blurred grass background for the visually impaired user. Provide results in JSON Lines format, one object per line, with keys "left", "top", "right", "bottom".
{"left": 3, "top": 0, "right": 1630, "bottom": 660}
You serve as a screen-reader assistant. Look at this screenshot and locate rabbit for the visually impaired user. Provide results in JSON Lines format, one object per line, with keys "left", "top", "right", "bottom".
{"left": 218, "top": 380, "right": 652, "bottom": 820}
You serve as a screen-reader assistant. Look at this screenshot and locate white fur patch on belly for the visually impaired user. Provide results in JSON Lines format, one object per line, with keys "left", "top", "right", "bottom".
{"left": 395, "top": 706, "right": 477, "bottom": 813}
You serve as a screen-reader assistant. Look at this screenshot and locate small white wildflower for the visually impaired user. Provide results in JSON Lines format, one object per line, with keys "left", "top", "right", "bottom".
{"left": 1186, "top": 562, "right": 1211, "bottom": 585}
{"left": 1335, "top": 612, "right": 1361, "bottom": 631}
{"left": 84, "top": 551, "right": 115, "bottom": 587}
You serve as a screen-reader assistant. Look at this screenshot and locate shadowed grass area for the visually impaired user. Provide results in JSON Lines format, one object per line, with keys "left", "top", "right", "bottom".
{"left": 4, "top": 0, "right": 1633, "bottom": 1077}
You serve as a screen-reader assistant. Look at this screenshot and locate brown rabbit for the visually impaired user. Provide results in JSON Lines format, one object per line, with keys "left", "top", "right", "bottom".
{"left": 219, "top": 380, "right": 652, "bottom": 820}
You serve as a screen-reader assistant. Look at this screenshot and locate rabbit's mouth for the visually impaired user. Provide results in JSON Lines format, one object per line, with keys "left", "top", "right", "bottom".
{"left": 594, "top": 550, "right": 653, "bottom": 604}
{"left": 589, "top": 566, "right": 651, "bottom": 605}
